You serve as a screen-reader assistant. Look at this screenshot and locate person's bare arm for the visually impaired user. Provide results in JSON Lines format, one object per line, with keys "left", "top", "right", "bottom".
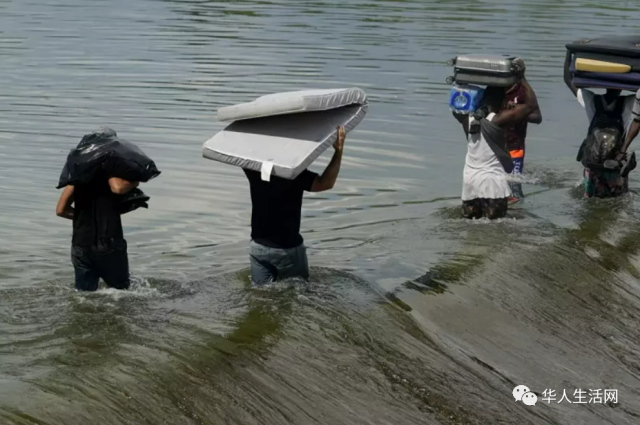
{"left": 56, "top": 185, "right": 75, "bottom": 220}
{"left": 618, "top": 90, "right": 640, "bottom": 159}
{"left": 564, "top": 51, "right": 578, "bottom": 97}
{"left": 493, "top": 78, "right": 537, "bottom": 128}
{"left": 453, "top": 112, "right": 470, "bottom": 137}
{"left": 508, "top": 58, "right": 541, "bottom": 124}
{"left": 528, "top": 106, "right": 542, "bottom": 124}
{"left": 619, "top": 120, "right": 640, "bottom": 159}
{"left": 311, "top": 126, "right": 345, "bottom": 192}
{"left": 493, "top": 105, "right": 534, "bottom": 129}
{"left": 521, "top": 77, "right": 542, "bottom": 124}
{"left": 108, "top": 177, "right": 139, "bottom": 195}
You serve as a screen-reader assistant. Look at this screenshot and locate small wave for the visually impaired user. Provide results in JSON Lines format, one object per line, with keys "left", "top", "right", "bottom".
{"left": 506, "top": 173, "right": 540, "bottom": 184}
{"left": 73, "top": 276, "right": 162, "bottom": 302}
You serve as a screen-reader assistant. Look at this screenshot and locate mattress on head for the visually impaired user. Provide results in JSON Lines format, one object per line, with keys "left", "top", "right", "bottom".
{"left": 203, "top": 104, "right": 367, "bottom": 180}
{"left": 572, "top": 75, "right": 639, "bottom": 91}
{"left": 217, "top": 88, "right": 368, "bottom": 122}
{"left": 574, "top": 52, "right": 640, "bottom": 71}
{"left": 570, "top": 61, "right": 640, "bottom": 84}
{"left": 575, "top": 58, "right": 631, "bottom": 73}
{"left": 567, "top": 36, "right": 640, "bottom": 59}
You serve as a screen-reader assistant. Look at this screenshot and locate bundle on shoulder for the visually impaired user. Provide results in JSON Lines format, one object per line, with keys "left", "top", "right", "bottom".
{"left": 57, "top": 127, "right": 161, "bottom": 189}
{"left": 57, "top": 127, "right": 160, "bottom": 214}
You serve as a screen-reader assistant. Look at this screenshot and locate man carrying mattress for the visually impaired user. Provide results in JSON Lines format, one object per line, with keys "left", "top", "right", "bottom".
{"left": 564, "top": 52, "right": 640, "bottom": 198}
{"left": 245, "top": 126, "right": 347, "bottom": 285}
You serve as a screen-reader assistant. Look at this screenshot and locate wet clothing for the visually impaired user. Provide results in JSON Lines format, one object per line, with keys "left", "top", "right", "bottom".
{"left": 577, "top": 89, "right": 636, "bottom": 136}
{"left": 244, "top": 168, "right": 318, "bottom": 285}
{"left": 503, "top": 84, "right": 529, "bottom": 152}
{"left": 72, "top": 175, "right": 124, "bottom": 247}
{"left": 584, "top": 168, "right": 628, "bottom": 198}
{"left": 249, "top": 240, "right": 309, "bottom": 285}
{"left": 509, "top": 149, "right": 525, "bottom": 200}
{"left": 462, "top": 198, "right": 508, "bottom": 220}
{"left": 501, "top": 84, "right": 530, "bottom": 200}
{"left": 244, "top": 169, "right": 318, "bottom": 249}
{"left": 578, "top": 89, "right": 640, "bottom": 198}
{"left": 462, "top": 113, "right": 512, "bottom": 202}
{"left": 71, "top": 175, "right": 129, "bottom": 291}
{"left": 71, "top": 240, "right": 130, "bottom": 291}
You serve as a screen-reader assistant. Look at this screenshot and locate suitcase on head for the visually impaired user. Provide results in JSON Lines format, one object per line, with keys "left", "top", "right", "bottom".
{"left": 449, "top": 54, "right": 517, "bottom": 75}
{"left": 447, "top": 54, "right": 520, "bottom": 87}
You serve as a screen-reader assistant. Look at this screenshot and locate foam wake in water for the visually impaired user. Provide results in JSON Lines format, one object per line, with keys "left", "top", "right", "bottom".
{"left": 0, "top": 269, "right": 486, "bottom": 425}
{"left": 3, "top": 211, "right": 640, "bottom": 425}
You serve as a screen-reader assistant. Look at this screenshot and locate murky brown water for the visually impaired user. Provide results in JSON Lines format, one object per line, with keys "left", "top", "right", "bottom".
{"left": 1, "top": 0, "right": 640, "bottom": 424}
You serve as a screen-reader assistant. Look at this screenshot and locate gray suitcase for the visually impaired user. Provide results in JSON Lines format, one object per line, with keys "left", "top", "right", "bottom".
{"left": 449, "top": 71, "right": 519, "bottom": 87}
{"left": 449, "top": 54, "right": 517, "bottom": 75}
{"left": 447, "top": 54, "right": 520, "bottom": 87}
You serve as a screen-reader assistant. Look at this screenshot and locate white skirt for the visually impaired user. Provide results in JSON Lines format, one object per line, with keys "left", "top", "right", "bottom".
{"left": 462, "top": 167, "right": 512, "bottom": 201}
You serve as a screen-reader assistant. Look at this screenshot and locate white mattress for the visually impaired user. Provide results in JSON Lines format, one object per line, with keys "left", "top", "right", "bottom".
{"left": 203, "top": 104, "right": 367, "bottom": 180}
{"left": 217, "top": 88, "right": 368, "bottom": 122}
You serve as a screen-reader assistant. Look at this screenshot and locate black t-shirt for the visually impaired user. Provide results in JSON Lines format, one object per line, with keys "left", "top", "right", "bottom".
{"left": 244, "top": 169, "right": 318, "bottom": 249}
{"left": 72, "top": 175, "right": 124, "bottom": 247}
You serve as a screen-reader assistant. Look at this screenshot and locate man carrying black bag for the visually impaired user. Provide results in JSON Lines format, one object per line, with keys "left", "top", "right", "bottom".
{"left": 56, "top": 127, "right": 160, "bottom": 291}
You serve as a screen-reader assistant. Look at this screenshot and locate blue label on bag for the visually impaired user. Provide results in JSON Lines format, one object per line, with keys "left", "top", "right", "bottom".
{"left": 449, "top": 85, "right": 484, "bottom": 114}
{"left": 453, "top": 92, "right": 471, "bottom": 109}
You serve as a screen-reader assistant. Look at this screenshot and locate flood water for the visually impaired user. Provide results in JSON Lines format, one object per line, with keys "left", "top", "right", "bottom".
{"left": 2, "top": 0, "right": 640, "bottom": 424}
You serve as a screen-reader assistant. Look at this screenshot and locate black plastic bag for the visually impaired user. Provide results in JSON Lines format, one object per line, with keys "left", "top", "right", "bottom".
{"left": 119, "top": 188, "right": 150, "bottom": 215}
{"left": 57, "top": 127, "right": 161, "bottom": 189}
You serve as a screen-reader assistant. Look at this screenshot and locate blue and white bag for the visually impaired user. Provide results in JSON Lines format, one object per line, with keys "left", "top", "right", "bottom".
{"left": 449, "top": 84, "right": 485, "bottom": 115}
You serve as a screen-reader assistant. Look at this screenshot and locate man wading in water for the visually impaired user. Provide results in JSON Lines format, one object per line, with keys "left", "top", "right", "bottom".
{"left": 564, "top": 51, "right": 640, "bottom": 198}
{"left": 244, "top": 125, "right": 347, "bottom": 285}
{"left": 497, "top": 59, "right": 543, "bottom": 203}
{"left": 56, "top": 128, "right": 139, "bottom": 291}
{"left": 454, "top": 76, "right": 539, "bottom": 219}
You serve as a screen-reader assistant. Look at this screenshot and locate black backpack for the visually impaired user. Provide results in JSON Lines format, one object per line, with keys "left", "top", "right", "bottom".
{"left": 577, "top": 96, "right": 626, "bottom": 169}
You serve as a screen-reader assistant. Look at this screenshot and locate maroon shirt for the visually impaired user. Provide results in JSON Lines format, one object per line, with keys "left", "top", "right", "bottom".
{"left": 501, "top": 84, "right": 528, "bottom": 153}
